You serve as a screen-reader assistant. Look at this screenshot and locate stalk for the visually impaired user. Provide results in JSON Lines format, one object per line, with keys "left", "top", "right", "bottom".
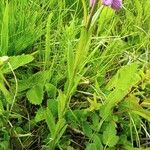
{"left": 86, "top": 0, "right": 98, "bottom": 30}
{"left": 48, "top": 1, "right": 102, "bottom": 149}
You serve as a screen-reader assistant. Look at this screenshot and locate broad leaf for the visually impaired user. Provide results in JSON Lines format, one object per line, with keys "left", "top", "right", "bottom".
{"left": 1, "top": 54, "right": 34, "bottom": 73}
{"left": 123, "top": 95, "right": 150, "bottom": 122}
{"left": 101, "top": 63, "right": 141, "bottom": 119}
{"left": 82, "top": 122, "right": 92, "bottom": 137}
{"left": 18, "top": 71, "right": 49, "bottom": 92}
{"left": 102, "top": 123, "right": 119, "bottom": 147}
{"left": 86, "top": 143, "right": 97, "bottom": 150}
{"left": 26, "top": 84, "right": 44, "bottom": 105}
{"left": 34, "top": 107, "right": 46, "bottom": 123}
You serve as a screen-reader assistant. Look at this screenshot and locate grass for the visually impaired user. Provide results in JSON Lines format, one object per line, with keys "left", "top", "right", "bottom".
{"left": 0, "top": 0, "right": 150, "bottom": 149}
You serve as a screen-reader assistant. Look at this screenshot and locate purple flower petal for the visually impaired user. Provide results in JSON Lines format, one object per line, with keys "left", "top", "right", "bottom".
{"left": 102, "top": 0, "right": 113, "bottom": 6}
{"left": 111, "top": 0, "right": 122, "bottom": 10}
{"left": 90, "top": 0, "right": 96, "bottom": 7}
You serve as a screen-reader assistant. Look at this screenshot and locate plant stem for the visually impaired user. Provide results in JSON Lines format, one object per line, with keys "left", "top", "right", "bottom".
{"left": 86, "top": 0, "right": 98, "bottom": 30}
{"left": 81, "top": 0, "right": 88, "bottom": 25}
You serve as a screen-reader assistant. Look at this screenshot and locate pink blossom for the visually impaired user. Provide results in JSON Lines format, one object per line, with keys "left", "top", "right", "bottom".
{"left": 102, "top": 0, "right": 122, "bottom": 10}
{"left": 90, "top": 0, "right": 122, "bottom": 10}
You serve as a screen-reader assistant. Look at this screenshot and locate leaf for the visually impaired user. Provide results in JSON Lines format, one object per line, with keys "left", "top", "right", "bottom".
{"left": 54, "top": 119, "right": 67, "bottom": 145}
{"left": 0, "top": 56, "right": 9, "bottom": 66}
{"left": 18, "top": 71, "right": 49, "bottom": 92}
{"left": 47, "top": 99, "right": 58, "bottom": 118}
{"left": 0, "top": 81, "right": 12, "bottom": 104}
{"left": 89, "top": 6, "right": 104, "bottom": 31}
{"left": 93, "top": 134, "right": 103, "bottom": 150}
{"left": 86, "top": 143, "right": 97, "bottom": 150}
{"left": 123, "top": 95, "right": 150, "bottom": 122}
{"left": 123, "top": 144, "right": 150, "bottom": 150}
{"left": 0, "top": 141, "right": 9, "bottom": 150}
{"left": 57, "top": 91, "right": 67, "bottom": 119}
{"left": 101, "top": 63, "right": 141, "bottom": 119}
{"left": 102, "top": 123, "right": 119, "bottom": 147}
{"left": 98, "top": 7, "right": 115, "bottom": 34}
{"left": 45, "top": 105, "right": 56, "bottom": 137}
{"left": 0, "top": 97, "right": 4, "bottom": 114}
{"left": 26, "top": 84, "right": 44, "bottom": 105}
{"left": 141, "top": 98, "right": 150, "bottom": 107}
{"left": 82, "top": 122, "right": 92, "bottom": 137}
{"left": 0, "top": 1, "right": 9, "bottom": 55}
{"left": 106, "top": 63, "right": 140, "bottom": 91}
{"left": 45, "top": 83, "right": 57, "bottom": 99}
{"left": 44, "top": 13, "right": 53, "bottom": 69}
{"left": 86, "top": 93, "right": 101, "bottom": 111}
{"left": 34, "top": 107, "right": 46, "bottom": 123}
{"left": 0, "top": 101, "right": 4, "bottom": 115}
{"left": 1, "top": 54, "right": 34, "bottom": 73}
{"left": 91, "top": 113, "right": 100, "bottom": 131}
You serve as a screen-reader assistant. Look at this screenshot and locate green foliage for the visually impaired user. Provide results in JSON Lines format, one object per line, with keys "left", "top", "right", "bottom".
{"left": 102, "top": 122, "right": 119, "bottom": 147}
{"left": 100, "top": 63, "right": 141, "bottom": 119}
{"left": 1, "top": 54, "right": 34, "bottom": 73}
{"left": 0, "top": 1, "right": 8, "bottom": 55}
{"left": 26, "top": 84, "right": 44, "bottom": 105}
{"left": 0, "top": 0, "right": 149, "bottom": 149}
{"left": 34, "top": 107, "right": 46, "bottom": 123}
{"left": 123, "top": 95, "right": 150, "bottom": 122}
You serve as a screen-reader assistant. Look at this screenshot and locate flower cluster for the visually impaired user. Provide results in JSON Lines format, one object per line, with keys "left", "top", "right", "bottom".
{"left": 90, "top": 0, "right": 122, "bottom": 10}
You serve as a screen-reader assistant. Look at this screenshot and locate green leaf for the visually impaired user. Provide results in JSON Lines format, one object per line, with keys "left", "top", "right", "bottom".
{"left": 45, "top": 83, "right": 57, "bottom": 99}
{"left": 123, "top": 95, "right": 150, "bottom": 122}
{"left": 106, "top": 63, "right": 140, "bottom": 91}
{"left": 0, "top": 100, "right": 4, "bottom": 114}
{"left": 45, "top": 105, "right": 56, "bottom": 137}
{"left": 82, "top": 122, "right": 92, "bottom": 137}
{"left": 47, "top": 99, "right": 58, "bottom": 118}
{"left": 86, "top": 94, "right": 101, "bottom": 111}
{"left": 102, "top": 123, "right": 119, "bottom": 147}
{"left": 0, "top": 1, "right": 9, "bottom": 55}
{"left": 98, "top": 7, "right": 115, "bottom": 34}
{"left": 18, "top": 71, "right": 49, "bottom": 92}
{"left": 0, "top": 80, "right": 12, "bottom": 104}
{"left": 123, "top": 144, "right": 150, "bottom": 150}
{"left": 86, "top": 143, "right": 97, "bottom": 150}
{"left": 44, "top": 13, "right": 53, "bottom": 69}
{"left": 101, "top": 63, "right": 141, "bottom": 119}
{"left": 26, "top": 84, "right": 44, "bottom": 105}
{"left": 0, "top": 141, "right": 9, "bottom": 150}
{"left": 54, "top": 119, "right": 67, "bottom": 145}
{"left": 91, "top": 113, "right": 100, "bottom": 131}
{"left": 34, "top": 107, "right": 46, "bottom": 123}
{"left": 0, "top": 56, "right": 9, "bottom": 66}
{"left": 89, "top": 6, "right": 104, "bottom": 31}
{"left": 1, "top": 54, "right": 34, "bottom": 73}
{"left": 93, "top": 134, "right": 103, "bottom": 150}
{"left": 57, "top": 91, "right": 67, "bottom": 119}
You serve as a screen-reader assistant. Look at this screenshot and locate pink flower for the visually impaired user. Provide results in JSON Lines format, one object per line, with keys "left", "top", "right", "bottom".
{"left": 90, "top": 0, "right": 122, "bottom": 10}
{"left": 102, "top": 0, "right": 122, "bottom": 10}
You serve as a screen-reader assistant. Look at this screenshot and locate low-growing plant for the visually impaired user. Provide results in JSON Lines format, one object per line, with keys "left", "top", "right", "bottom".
{"left": 0, "top": 0, "right": 150, "bottom": 150}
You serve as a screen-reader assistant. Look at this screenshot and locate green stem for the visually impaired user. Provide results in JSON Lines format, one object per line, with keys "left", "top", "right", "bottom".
{"left": 81, "top": 0, "right": 88, "bottom": 25}
{"left": 86, "top": 0, "right": 98, "bottom": 30}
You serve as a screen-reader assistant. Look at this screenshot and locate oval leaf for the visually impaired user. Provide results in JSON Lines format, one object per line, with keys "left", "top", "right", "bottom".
{"left": 26, "top": 84, "right": 44, "bottom": 105}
